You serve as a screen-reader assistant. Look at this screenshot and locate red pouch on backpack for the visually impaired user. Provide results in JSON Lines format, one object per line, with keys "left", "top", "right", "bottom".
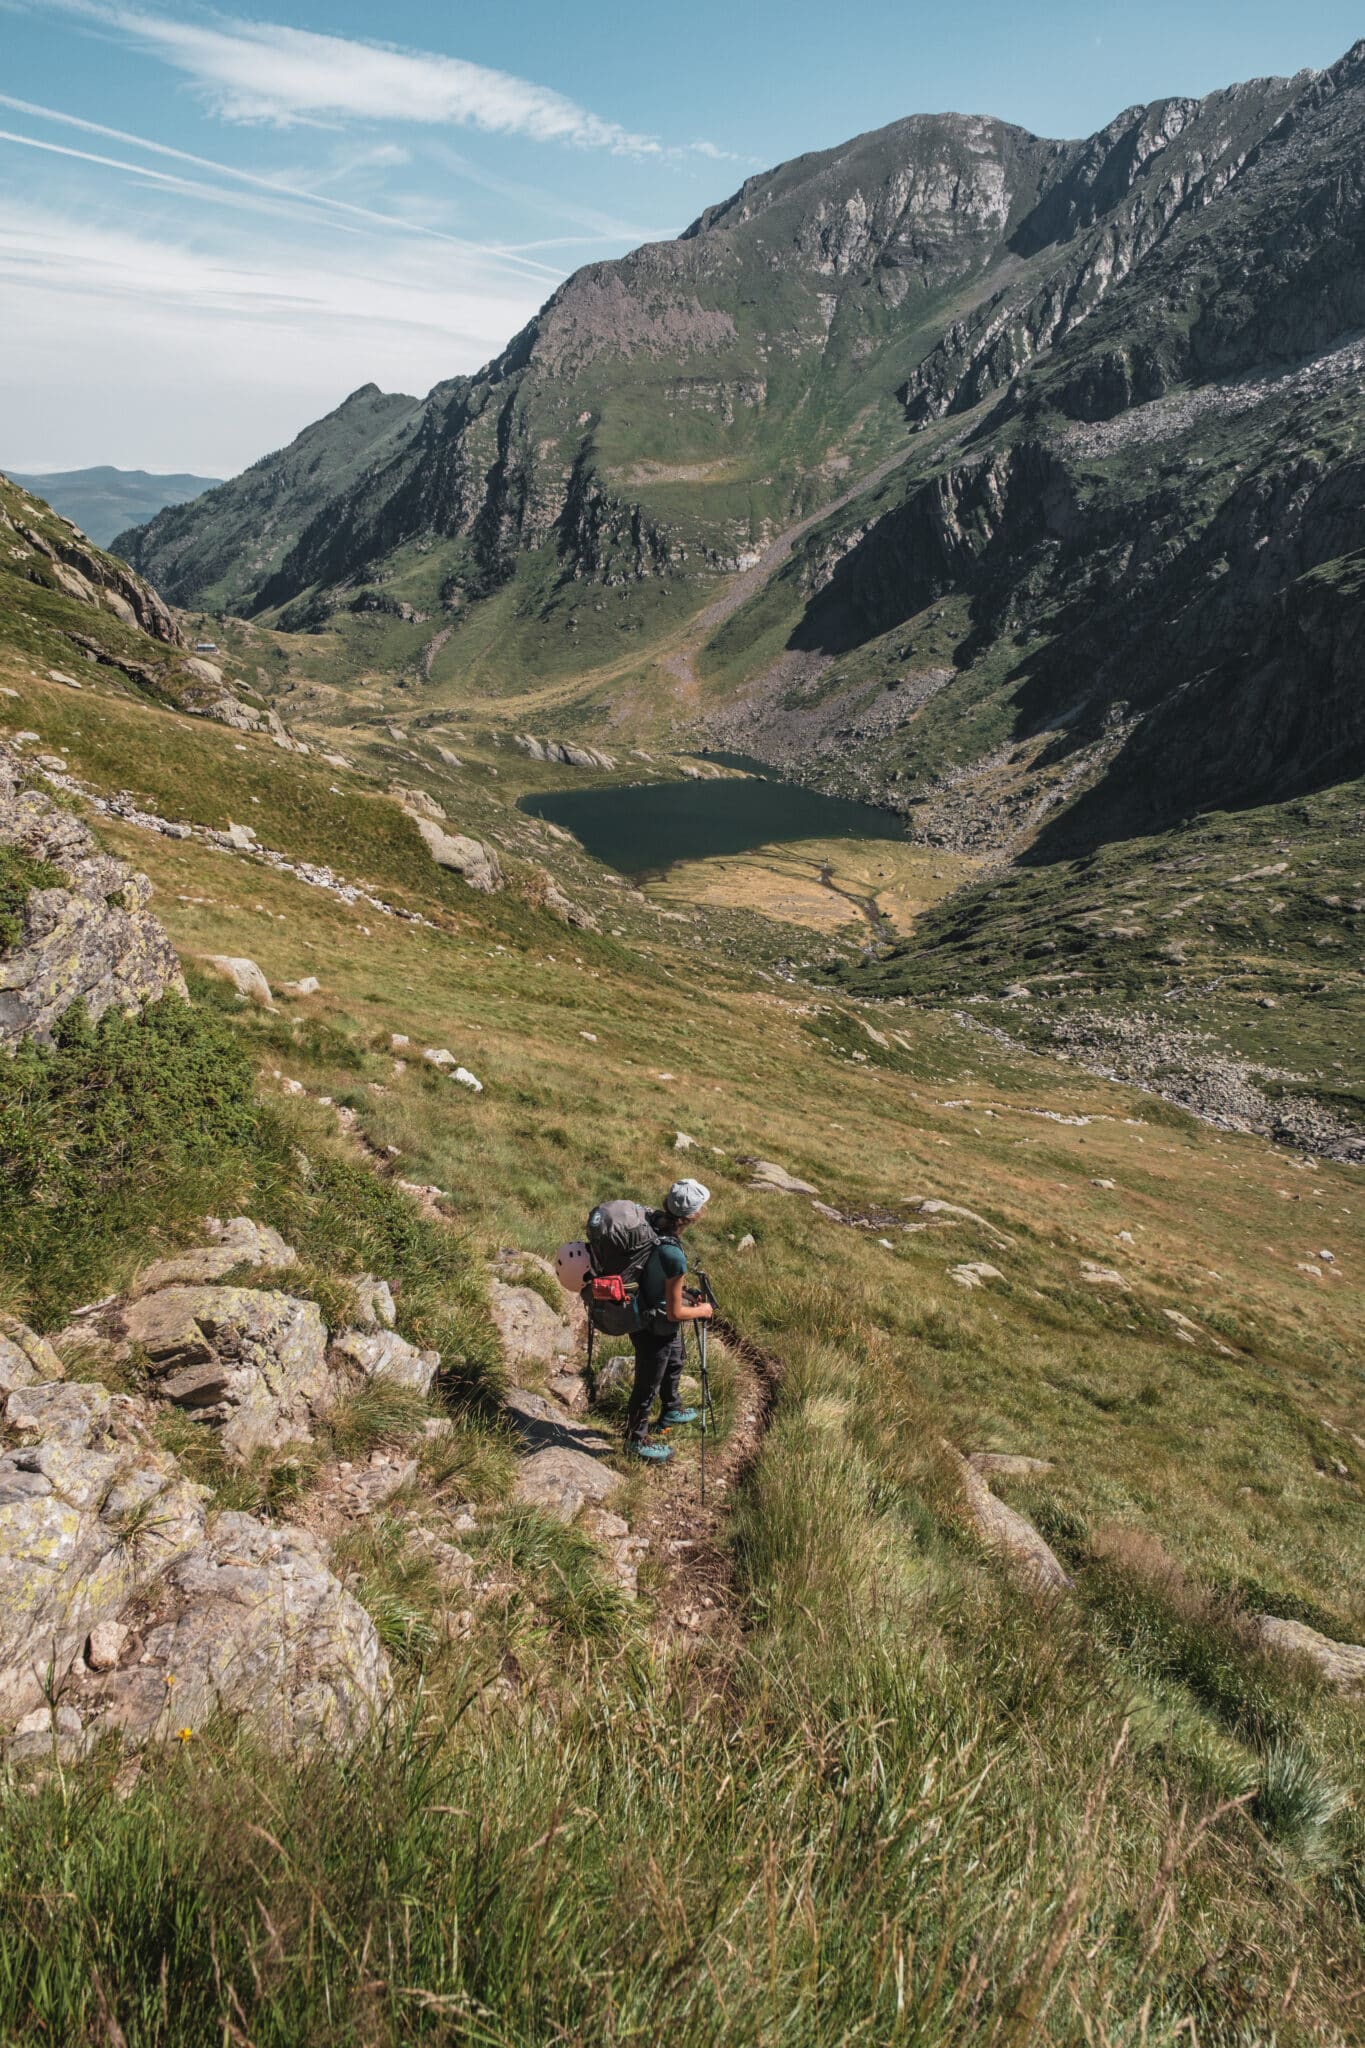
{"left": 590, "top": 1275, "right": 628, "bottom": 1306}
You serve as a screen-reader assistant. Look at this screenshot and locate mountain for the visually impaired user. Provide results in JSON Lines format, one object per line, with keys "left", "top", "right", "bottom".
{"left": 113, "top": 45, "right": 1365, "bottom": 1143}
{"left": 9, "top": 466, "right": 222, "bottom": 547}
{"left": 120, "top": 55, "right": 1330, "bottom": 652}
{"left": 114, "top": 385, "right": 420, "bottom": 614}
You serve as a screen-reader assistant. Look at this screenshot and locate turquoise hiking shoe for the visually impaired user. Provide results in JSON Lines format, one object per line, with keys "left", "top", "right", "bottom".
{"left": 630, "top": 1440, "right": 672, "bottom": 1462}
{"left": 659, "top": 1407, "right": 699, "bottom": 1427}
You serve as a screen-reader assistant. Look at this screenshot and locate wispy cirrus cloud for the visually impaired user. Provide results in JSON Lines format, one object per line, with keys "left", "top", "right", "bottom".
{"left": 0, "top": 96, "right": 571, "bottom": 276}
{"left": 62, "top": 3, "right": 666, "bottom": 154}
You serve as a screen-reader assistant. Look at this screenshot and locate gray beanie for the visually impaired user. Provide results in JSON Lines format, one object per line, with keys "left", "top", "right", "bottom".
{"left": 665, "top": 1177, "right": 711, "bottom": 1218}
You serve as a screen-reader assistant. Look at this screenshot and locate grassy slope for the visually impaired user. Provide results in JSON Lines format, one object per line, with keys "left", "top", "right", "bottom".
{"left": 1, "top": 641, "right": 1362, "bottom": 2043}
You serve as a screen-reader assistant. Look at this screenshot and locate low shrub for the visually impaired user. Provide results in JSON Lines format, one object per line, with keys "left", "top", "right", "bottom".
{"left": 0, "top": 996, "right": 258, "bottom": 1326}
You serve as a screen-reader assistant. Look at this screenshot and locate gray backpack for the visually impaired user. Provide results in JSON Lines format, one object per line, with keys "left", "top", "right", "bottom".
{"left": 584, "top": 1199, "right": 661, "bottom": 1335}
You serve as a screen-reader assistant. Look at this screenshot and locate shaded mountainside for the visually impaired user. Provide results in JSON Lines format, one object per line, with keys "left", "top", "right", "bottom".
{"left": 115, "top": 385, "right": 423, "bottom": 615}
{"left": 9, "top": 468, "right": 222, "bottom": 549}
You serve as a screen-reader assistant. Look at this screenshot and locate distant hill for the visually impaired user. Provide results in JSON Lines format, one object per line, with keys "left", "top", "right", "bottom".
{"left": 8, "top": 465, "right": 223, "bottom": 547}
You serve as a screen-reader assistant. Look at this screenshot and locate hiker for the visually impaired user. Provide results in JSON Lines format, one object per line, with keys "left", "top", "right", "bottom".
{"left": 625, "top": 1178, "right": 713, "bottom": 1463}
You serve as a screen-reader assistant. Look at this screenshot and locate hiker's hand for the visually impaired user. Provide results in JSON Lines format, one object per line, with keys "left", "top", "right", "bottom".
{"left": 694, "top": 1301, "right": 714, "bottom": 1321}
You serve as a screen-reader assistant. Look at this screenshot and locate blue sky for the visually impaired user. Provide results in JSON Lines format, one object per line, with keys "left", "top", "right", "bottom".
{"left": 2, "top": 0, "right": 1361, "bottom": 477}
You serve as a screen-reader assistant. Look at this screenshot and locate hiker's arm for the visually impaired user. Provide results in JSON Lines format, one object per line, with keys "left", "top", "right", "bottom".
{"left": 666, "top": 1274, "right": 712, "bottom": 1322}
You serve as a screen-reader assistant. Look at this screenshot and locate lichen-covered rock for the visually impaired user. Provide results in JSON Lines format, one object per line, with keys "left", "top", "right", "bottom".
{"left": 119, "top": 1286, "right": 332, "bottom": 1459}
{"left": 0, "top": 1381, "right": 206, "bottom": 1722}
{"left": 130, "top": 1216, "right": 297, "bottom": 1296}
{"left": 1255, "top": 1615, "right": 1365, "bottom": 1693}
{"left": 414, "top": 819, "right": 503, "bottom": 892}
{"left": 0, "top": 741, "right": 186, "bottom": 1048}
{"left": 489, "top": 1280, "right": 578, "bottom": 1369}
{"left": 330, "top": 1327, "right": 439, "bottom": 1396}
{"left": 78, "top": 1512, "right": 391, "bottom": 1752}
{"left": 0, "top": 1315, "right": 65, "bottom": 1394}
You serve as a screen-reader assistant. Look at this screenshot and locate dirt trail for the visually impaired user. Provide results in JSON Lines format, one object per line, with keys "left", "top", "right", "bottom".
{"left": 630, "top": 1315, "right": 783, "bottom": 1649}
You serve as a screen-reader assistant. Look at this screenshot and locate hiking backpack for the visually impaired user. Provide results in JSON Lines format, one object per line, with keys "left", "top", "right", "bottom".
{"left": 583, "top": 1199, "right": 662, "bottom": 1336}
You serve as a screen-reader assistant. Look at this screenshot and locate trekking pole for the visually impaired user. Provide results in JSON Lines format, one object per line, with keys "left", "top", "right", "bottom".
{"left": 694, "top": 1268, "right": 720, "bottom": 1507}
{"left": 697, "top": 1316, "right": 708, "bottom": 1507}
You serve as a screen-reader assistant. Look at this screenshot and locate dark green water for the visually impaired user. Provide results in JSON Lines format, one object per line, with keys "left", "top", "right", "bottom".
{"left": 520, "top": 772, "right": 905, "bottom": 877}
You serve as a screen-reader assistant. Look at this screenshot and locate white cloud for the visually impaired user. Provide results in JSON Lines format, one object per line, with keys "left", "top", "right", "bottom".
{"left": 0, "top": 202, "right": 544, "bottom": 473}
{"left": 89, "top": 5, "right": 666, "bottom": 155}
{"left": 0, "top": 95, "right": 566, "bottom": 278}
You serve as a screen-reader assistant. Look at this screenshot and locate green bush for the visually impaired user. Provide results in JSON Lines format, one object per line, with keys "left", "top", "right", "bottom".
{"left": 0, "top": 844, "right": 64, "bottom": 949}
{"left": 0, "top": 997, "right": 258, "bottom": 1326}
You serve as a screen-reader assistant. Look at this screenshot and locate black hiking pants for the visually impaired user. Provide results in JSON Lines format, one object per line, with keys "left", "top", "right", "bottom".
{"left": 626, "top": 1325, "right": 686, "bottom": 1443}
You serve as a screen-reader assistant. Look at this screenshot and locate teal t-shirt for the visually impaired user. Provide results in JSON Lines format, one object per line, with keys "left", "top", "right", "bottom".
{"left": 638, "top": 1236, "right": 687, "bottom": 1326}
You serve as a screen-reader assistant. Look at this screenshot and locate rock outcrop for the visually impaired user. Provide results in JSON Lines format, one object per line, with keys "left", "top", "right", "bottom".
{"left": 0, "top": 742, "right": 186, "bottom": 1048}
{"left": 414, "top": 820, "right": 503, "bottom": 893}
{"left": 330, "top": 1327, "right": 440, "bottom": 1397}
{"left": 515, "top": 736, "right": 616, "bottom": 771}
{"left": 949, "top": 1443, "right": 1071, "bottom": 1592}
{"left": 1, "top": 482, "right": 182, "bottom": 645}
{"left": 129, "top": 1216, "right": 297, "bottom": 1296}
{"left": 0, "top": 1374, "right": 206, "bottom": 1722}
{"left": 118, "top": 1286, "right": 333, "bottom": 1460}
{"left": 73, "top": 1513, "right": 390, "bottom": 1753}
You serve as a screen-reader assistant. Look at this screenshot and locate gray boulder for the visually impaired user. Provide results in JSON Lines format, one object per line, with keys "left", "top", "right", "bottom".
{"left": 119, "top": 1286, "right": 332, "bottom": 1459}
{"left": 1255, "top": 1615, "right": 1365, "bottom": 1693}
{"left": 203, "top": 955, "right": 274, "bottom": 1007}
{"left": 746, "top": 1158, "right": 818, "bottom": 1196}
{"left": 78, "top": 1512, "right": 391, "bottom": 1752}
{"left": 414, "top": 819, "right": 503, "bottom": 893}
{"left": 504, "top": 1387, "right": 620, "bottom": 1522}
{"left": 0, "top": 1380, "right": 206, "bottom": 1722}
{"left": 0, "top": 741, "right": 186, "bottom": 1048}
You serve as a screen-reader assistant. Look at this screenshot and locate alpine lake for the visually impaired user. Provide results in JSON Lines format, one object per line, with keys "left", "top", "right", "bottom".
{"left": 519, "top": 761, "right": 980, "bottom": 938}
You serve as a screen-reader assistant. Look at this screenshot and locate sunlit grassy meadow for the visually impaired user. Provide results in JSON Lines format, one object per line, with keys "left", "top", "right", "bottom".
{"left": 1, "top": 658, "right": 1362, "bottom": 2044}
